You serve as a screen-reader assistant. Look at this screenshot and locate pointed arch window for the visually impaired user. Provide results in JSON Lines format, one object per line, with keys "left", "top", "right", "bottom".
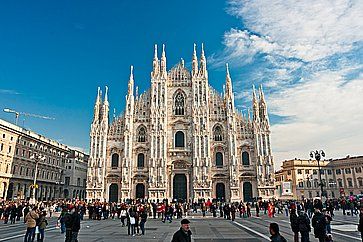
{"left": 111, "top": 153, "right": 119, "bottom": 168}
{"left": 216, "top": 152, "right": 223, "bottom": 167}
{"left": 214, "top": 126, "right": 223, "bottom": 141}
{"left": 174, "top": 92, "right": 185, "bottom": 115}
{"left": 138, "top": 126, "right": 146, "bottom": 142}
{"left": 137, "top": 153, "right": 145, "bottom": 168}
{"left": 175, "top": 131, "right": 185, "bottom": 148}
{"left": 242, "top": 151, "right": 250, "bottom": 166}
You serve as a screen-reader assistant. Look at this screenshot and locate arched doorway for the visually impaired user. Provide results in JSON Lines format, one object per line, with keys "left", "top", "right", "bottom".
{"left": 243, "top": 182, "right": 253, "bottom": 202}
{"left": 64, "top": 189, "right": 69, "bottom": 199}
{"left": 109, "top": 184, "right": 118, "bottom": 202}
{"left": 6, "top": 183, "right": 14, "bottom": 200}
{"left": 136, "top": 184, "right": 145, "bottom": 199}
{"left": 173, "top": 174, "right": 187, "bottom": 201}
{"left": 216, "top": 183, "right": 225, "bottom": 201}
{"left": 2, "top": 182, "right": 7, "bottom": 199}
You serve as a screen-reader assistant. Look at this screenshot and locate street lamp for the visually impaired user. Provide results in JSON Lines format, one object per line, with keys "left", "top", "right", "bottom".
{"left": 310, "top": 150, "right": 325, "bottom": 199}
{"left": 30, "top": 154, "right": 45, "bottom": 204}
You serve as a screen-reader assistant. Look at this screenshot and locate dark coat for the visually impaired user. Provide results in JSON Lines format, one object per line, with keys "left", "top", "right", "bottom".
{"left": 171, "top": 228, "right": 192, "bottom": 242}
{"left": 71, "top": 212, "right": 81, "bottom": 232}
{"left": 270, "top": 233, "right": 287, "bottom": 242}
{"left": 298, "top": 213, "right": 311, "bottom": 232}
{"left": 290, "top": 212, "right": 299, "bottom": 233}
{"left": 312, "top": 212, "right": 326, "bottom": 238}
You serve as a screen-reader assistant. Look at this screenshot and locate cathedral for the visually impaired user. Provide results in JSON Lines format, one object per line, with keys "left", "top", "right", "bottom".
{"left": 86, "top": 44, "right": 275, "bottom": 203}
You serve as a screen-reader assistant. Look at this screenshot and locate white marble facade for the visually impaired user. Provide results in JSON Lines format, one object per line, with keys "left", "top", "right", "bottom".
{"left": 86, "top": 44, "right": 274, "bottom": 203}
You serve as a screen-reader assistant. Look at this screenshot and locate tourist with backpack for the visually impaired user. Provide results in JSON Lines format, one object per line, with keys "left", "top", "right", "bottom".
{"left": 24, "top": 206, "right": 39, "bottom": 242}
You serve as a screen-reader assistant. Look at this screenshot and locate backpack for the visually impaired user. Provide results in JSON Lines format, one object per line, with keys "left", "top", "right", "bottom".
{"left": 63, "top": 213, "right": 73, "bottom": 228}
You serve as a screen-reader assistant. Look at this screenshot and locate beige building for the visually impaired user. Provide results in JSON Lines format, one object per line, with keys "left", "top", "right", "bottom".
{"left": 87, "top": 44, "right": 275, "bottom": 203}
{"left": 0, "top": 119, "right": 67, "bottom": 201}
{"left": 275, "top": 156, "right": 363, "bottom": 200}
{"left": 0, "top": 118, "right": 89, "bottom": 201}
{"left": 64, "top": 149, "right": 88, "bottom": 200}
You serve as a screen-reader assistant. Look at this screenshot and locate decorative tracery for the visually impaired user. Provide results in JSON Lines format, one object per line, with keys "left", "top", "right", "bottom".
{"left": 137, "top": 126, "right": 146, "bottom": 142}
{"left": 174, "top": 92, "right": 185, "bottom": 115}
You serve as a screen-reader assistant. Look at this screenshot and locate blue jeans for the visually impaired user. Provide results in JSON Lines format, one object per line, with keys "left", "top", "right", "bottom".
{"left": 37, "top": 228, "right": 45, "bottom": 242}
{"left": 140, "top": 221, "right": 145, "bottom": 235}
{"left": 61, "top": 222, "right": 66, "bottom": 233}
{"left": 24, "top": 227, "right": 35, "bottom": 242}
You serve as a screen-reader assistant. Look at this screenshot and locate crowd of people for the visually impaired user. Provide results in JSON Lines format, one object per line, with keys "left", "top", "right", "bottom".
{"left": 0, "top": 195, "right": 362, "bottom": 242}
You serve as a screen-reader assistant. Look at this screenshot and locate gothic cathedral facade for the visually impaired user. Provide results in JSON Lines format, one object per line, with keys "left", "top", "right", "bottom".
{"left": 86, "top": 44, "right": 274, "bottom": 203}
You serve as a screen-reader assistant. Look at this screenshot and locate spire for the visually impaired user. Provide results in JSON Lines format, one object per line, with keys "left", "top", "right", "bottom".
{"left": 252, "top": 85, "right": 259, "bottom": 121}
{"left": 93, "top": 87, "right": 102, "bottom": 122}
{"left": 199, "top": 43, "right": 207, "bottom": 77}
{"left": 104, "top": 86, "right": 109, "bottom": 106}
{"left": 128, "top": 65, "right": 134, "bottom": 96}
{"left": 192, "top": 43, "right": 198, "bottom": 76}
{"left": 135, "top": 86, "right": 139, "bottom": 100}
{"left": 181, "top": 58, "right": 184, "bottom": 67}
{"left": 225, "top": 63, "right": 232, "bottom": 95}
{"left": 259, "top": 84, "right": 268, "bottom": 120}
{"left": 160, "top": 44, "right": 167, "bottom": 77}
{"left": 152, "top": 44, "right": 159, "bottom": 78}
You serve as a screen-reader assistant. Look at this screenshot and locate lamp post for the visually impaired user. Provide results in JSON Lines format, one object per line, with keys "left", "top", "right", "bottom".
{"left": 30, "top": 154, "right": 45, "bottom": 204}
{"left": 310, "top": 150, "right": 325, "bottom": 199}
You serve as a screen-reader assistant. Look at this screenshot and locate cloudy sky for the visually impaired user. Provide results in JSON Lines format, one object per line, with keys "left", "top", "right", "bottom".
{"left": 0, "top": 0, "right": 362, "bottom": 169}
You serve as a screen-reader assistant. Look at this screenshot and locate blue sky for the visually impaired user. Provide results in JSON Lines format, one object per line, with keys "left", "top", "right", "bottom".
{"left": 1, "top": 0, "right": 362, "bottom": 169}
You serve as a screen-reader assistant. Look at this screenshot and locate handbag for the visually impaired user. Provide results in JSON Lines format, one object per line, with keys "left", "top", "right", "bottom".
{"left": 130, "top": 217, "right": 136, "bottom": 225}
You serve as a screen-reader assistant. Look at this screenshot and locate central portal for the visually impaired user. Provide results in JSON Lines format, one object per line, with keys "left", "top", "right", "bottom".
{"left": 173, "top": 174, "right": 187, "bottom": 201}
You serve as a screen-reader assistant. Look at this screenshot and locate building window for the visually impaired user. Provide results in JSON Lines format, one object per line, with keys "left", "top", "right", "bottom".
{"left": 175, "top": 131, "right": 185, "bottom": 148}
{"left": 287, "top": 170, "right": 291, "bottom": 175}
{"left": 298, "top": 181, "right": 304, "bottom": 188}
{"left": 338, "top": 179, "right": 343, "bottom": 187}
{"left": 65, "top": 177, "right": 70, "bottom": 186}
{"left": 137, "top": 126, "right": 146, "bottom": 142}
{"left": 0, "top": 143, "right": 3, "bottom": 151}
{"left": 345, "top": 168, "right": 351, "bottom": 174}
{"left": 358, "top": 179, "right": 363, "bottom": 187}
{"left": 216, "top": 152, "right": 223, "bottom": 167}
{"left": 307, "top": 180, "right": 312, "bottom": 188}
{"left": 214, "top": 125, "right": 223, "bottom": 141}
{"left": 298, "top": 169, "right": 302, "bottom": 174}
{"left": 174, "top": 92, "right": 185, "bottom": 115}
{"left": 320, "top": 169, "right": 325, "bottom": 175}
{"left": 77, "top": 178, "right": 80, "bottom": 186}
{"left": 347, "top": 178, "right": 353, "bottom": 187}
{"left": 111, "top": 153, "right": 119, "bottom": 168}
{"left": 327, "top": 169, "right": 332, "bottom": 175}
{"left": 313, "top": 169, "right": 317, "bottom": 175}
{"left": 314, "top": 179, "right": 319, "bottom": 188}
{"left": 242, "top": 151, "right": 250, "bottom": 166}
{"left": 137, "top": 153, "right": 145, "bottom": 168}
{"left": 329, "top": 179, "right": 334, "bottom": 187}
{"left": 336, "top": 169, "right": 341, "bottom": 175}
{"left": 306, "top": 169, "right": 310, "bottom": 174}
{"left": 356, "top": 167, "right": 362, "bottom": 173}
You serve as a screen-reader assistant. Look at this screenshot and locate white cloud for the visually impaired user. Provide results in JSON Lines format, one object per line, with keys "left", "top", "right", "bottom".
{"left": 227, "top": 0, "right": 363, "bottom": 61}
{"left": 0, "top": 89, "right": 21, "bottom": 95}
{"left": 217, "top": 0, "right": 363, "bottom": 170}
{"left": 270, "top": 67, "right": 363, "bottom": 168}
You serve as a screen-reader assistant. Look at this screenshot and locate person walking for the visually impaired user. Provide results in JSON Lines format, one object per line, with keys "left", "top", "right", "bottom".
{"left": 71, "top": 208, "right": 81, "bottom": 242}
{"left": 120, "top": 208, "right": 127, "bottom": 227}
{"left": 172, "top": 219, "right": 192, "bottom": 242}
{"left": 312, "top": 206, "right": 327, "bottom": 242}
{"left": 140, "top": 209, "right": 147, "bottom": 235}
{"left": 269, "top": 223, "right": 287, "bottom": 242}
{"left": 289, "top": 208, "right": 299, "bottom": 242}
{"left": 64, "top": 208, "right": 74, "bottom": 242}
{"left": 358, "top": 206, "right": 363, "bottom": 241}
{"left": 37, "top": 211, "right": 48, "bottom": 242}
{"left": 298, "top": 210, "right": 311, "bottom": 242}
{"left": 24, "top": 206, "right": 39, "bottom": 242}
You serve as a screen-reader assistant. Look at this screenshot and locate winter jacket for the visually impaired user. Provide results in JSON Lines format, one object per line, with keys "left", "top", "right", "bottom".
{"left": 171, "top": 228, "right": 192, "bottom": 242}
{"left": 25, "top": 210, "right": 39, "bottom": 228}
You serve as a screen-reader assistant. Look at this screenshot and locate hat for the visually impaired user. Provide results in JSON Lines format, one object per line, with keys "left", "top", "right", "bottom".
{"left": 181, "top": 219, "right": 190, "bottom": 224}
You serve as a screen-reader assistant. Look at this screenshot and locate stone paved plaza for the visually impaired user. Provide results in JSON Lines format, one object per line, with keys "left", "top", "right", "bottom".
{"left": 0, "top": 210, "right": 361, "bottom": 241}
